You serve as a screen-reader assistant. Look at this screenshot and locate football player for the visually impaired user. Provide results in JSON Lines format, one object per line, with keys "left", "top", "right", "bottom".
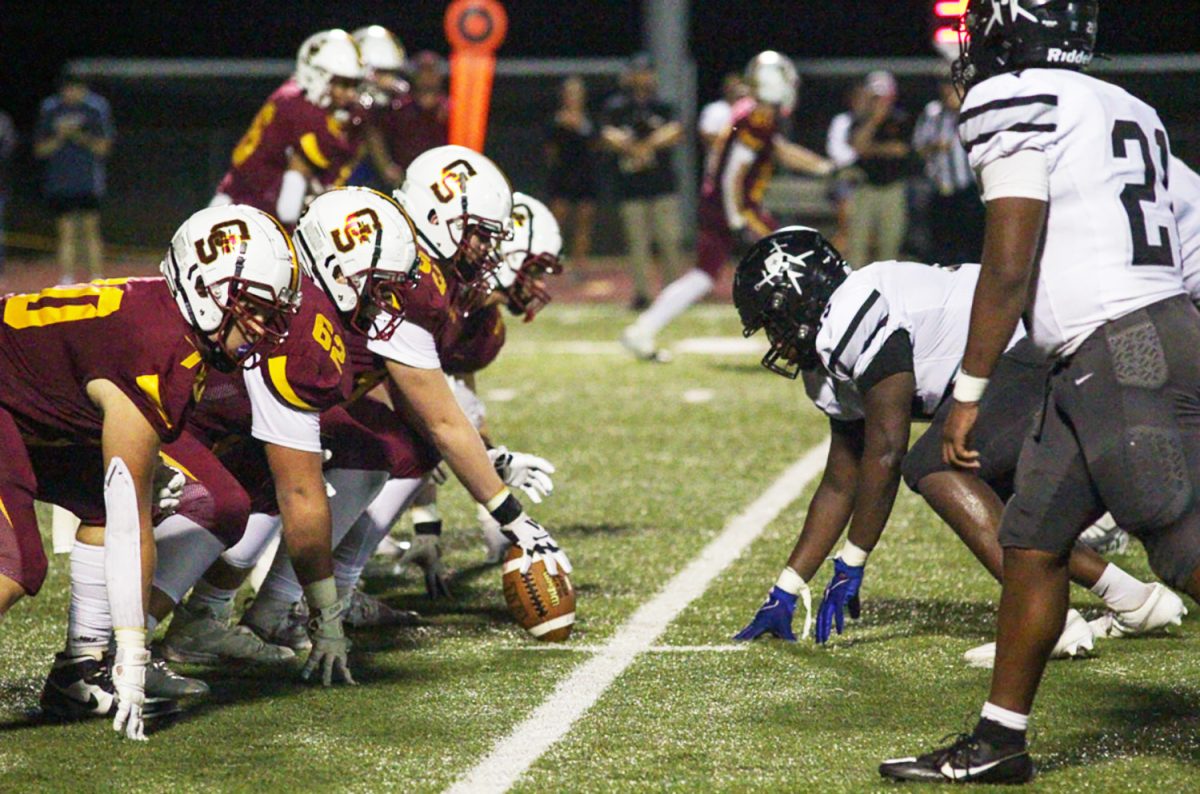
{"left": 155, "top": 188, "right": 420, "bottom": 674}
{"left": 353, "top": 25, "right": 410, "bottom": 190}
{"left": 731, "top": 227, "right": 1180, "bottom": 659}
{"left": 621, "top": 51, "right": 833, "bottom": 362}
{"left": 212, "top": 30, "right": 367, "bottom": 229}
{"left": 1, "top": 204, "right": 300, "bottom": 739}
{"left": 881, "top": 1, "right": 1200, "bottom": 783}
{"left": 374, "top": 191, "right": 565, "bottom": 590}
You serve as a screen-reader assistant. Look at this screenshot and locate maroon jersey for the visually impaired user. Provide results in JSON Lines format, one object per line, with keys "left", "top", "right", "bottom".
{"left": 374, "top": 92, "right": 449, "bottom": 171}
{"left": 699, "top": 97, "right": 778, "bottom": 236}
{"left": 440, "top": 304, "right": 507, "bottom": 375}
{"left": 0, "top": 278, "right": 205, "bottom": 445}
{"left": 187, "top": 278, "right": 355, "bottom": 446}
{"left": 217, "top": 79, "right": 368, "bottom": 213}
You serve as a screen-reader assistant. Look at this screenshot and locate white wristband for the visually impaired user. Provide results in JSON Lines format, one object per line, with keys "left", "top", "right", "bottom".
{"left": 953, "top": 372, "right": 989, "bottom": 403}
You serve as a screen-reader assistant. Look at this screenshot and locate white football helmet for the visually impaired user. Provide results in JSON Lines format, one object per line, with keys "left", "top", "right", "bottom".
{"left": 161, "top": 205, "right": 301, "bottom": 370}
{"left": 394, "top": 145, "right": 513, "bottom": 305}
{"left": 496, "top": 192, "right": 563, "bottom": 320}
{"left": 294, "top": 187, "right": 420, "bottom": 340}
{"left": 295, "top": 29, "right": 365, "bottom": 108}
{"left": 745, "top": 50, "right": 800, "bottom": 116}
{"left": 353, "top": 26, "right": 406, "bottom": 73}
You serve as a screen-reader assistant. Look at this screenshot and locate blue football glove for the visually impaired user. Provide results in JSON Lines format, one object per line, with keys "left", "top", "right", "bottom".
{"left": 733, "top": 584, "right": 812, "bottom": 642}
{"left": 814, "top": 558, "right": 864, "bottom": 644}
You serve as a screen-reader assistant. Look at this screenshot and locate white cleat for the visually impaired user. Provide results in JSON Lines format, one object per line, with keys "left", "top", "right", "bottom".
{"left": 620, "top": 326, "right": 672, "bottom": 363}
{"left": 1078, "top": 513, "right": 1130, "bottom": 555}
{"left": 1088, "top": 583, "right": 1187, "bottom": 639}
{"left": 963, "top": 609, "right": 1095, "bottom": 669}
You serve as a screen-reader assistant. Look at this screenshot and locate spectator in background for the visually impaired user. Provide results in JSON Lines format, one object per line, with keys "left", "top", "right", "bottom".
{"left": 545, "top": 76, "right": 598, "bottom": 267}
{"left": 34, "top": 78, "right": 114, "bottom": 283}
{"left": 698, "top": 72, "right": 748, "bottom": 150}
{"left": 825, "top": 83, "right": 869, "bottom": 252}
{"left": 913, "top": 75, "right": 984, "bottom": 265}
{"left": 847, "top": 70, "right": 913, "bottom": 268}
{"left": 601, "top": 53, "right": 684, "bottom": 310}
{"left": 0, "top": 110, "right": 16, "bottom": 274}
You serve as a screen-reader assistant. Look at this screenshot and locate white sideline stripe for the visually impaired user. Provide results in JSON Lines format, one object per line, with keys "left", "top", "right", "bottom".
{"left": 507, "top": 643, "right": 750, "bottom": 654}
{"left": 444, "top": 439, "right": 829, "bottom": 794}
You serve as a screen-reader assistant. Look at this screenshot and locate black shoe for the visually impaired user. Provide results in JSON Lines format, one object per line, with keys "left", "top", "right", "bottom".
{"left": 879, "top": 732, "right": 1035, "bottom": 784}
{"left": 40, "top": 652, "right": 117, "bottom": 720}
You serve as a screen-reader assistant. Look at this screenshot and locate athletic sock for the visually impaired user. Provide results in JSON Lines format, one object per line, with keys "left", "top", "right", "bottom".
{"left": 634, "top": 269, "right": 715, "bottom": 337}
{"left": 67, "top": 541, "right": 110, "bottom": 659}
{"left": 1090, "top": 563, "right": 1155, "bottom": 613}
{"left": 977, "top": 702, "right": 1028, "bottom": 748}
{"left": 411, "top": 503, "right": 442, "bottom": 537}
{"left": 188, "top": 579, "right": 239, "bottom": 621}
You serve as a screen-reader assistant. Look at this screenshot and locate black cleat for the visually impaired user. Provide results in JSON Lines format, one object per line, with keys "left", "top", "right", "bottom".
{"left": 880, "top": 732, "right": 1035, "bottom": 785}
{"left": 40, "top": 652, "right": 117, "bottom": 720}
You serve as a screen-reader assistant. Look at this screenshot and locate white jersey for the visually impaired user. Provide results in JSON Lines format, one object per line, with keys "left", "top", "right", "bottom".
{"left": 814, "top": 262, "right": 1022, "bottom": 420}
{"left": 1169, "top": 156, "right": 1200, "bottom": 302}
{"left": 960, "top": 69, "right": 1184, "bottom": 358}
{"left": 802, "top": 368, "right": 864, "bottom": 422}
{"left": 244, "top": 365, "right": 322, "bottom": 453}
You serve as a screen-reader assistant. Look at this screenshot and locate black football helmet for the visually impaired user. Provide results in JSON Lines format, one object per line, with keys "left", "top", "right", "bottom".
{"left": 733, "top": 226, "right": 849, "bottom": 379}
{"left": 953, "top": 0, "right": 1099, "bottom": 92}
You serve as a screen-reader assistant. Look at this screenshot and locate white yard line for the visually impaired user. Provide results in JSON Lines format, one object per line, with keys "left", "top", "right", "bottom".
{"left": 507, "top": 643, "right": 750, "bottom": 654}
{"left": 444, "top": 439, "right": 829, "bottom": 794}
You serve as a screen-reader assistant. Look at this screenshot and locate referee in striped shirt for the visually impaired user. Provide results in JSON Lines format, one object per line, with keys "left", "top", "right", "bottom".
{"left": 913, "top": 77, "right": 985, "bottom": 265}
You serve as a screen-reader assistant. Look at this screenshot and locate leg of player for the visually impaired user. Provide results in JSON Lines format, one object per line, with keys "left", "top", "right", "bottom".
{"left": 242, "top": 469, "right": 389, "bottom": 649}
{"left": 160, "top": 514, "right": 296, "bottom": 665}
{"left": 336, "top": 478, "right": 428, "bottom": 622}
{"left": 385, "top": 479, "right": 452, "bottom": 601}
{"left": 621, "top": 268, "right": 714, "bottom": 362}
{"left": 0, "top": 574, "right": 22, "bottom": 615}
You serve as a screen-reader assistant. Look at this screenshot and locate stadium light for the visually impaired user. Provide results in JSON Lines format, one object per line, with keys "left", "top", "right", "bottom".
{"left": 931, "top": 0, "right": 968, "bottom": 60}
{"left": 933, "top": 1, "right": 969, "bottom": 17}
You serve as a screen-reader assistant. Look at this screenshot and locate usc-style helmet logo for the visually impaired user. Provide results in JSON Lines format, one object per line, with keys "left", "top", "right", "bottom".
{"left": 512, "top": 209, "right": 529, "bottom": 228}
{"left": 431, "top": 159, "right": 478, "bottom": 204}
{"left": 195, "top": 220, "right": 251, "bottom": 264}
{"left": 330, "top": 208, "right": 382, "bottom": 252}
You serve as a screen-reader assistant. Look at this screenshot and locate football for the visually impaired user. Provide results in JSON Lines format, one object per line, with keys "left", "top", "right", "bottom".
{"left": 502, "top": 546, "right": 576, "bottom": 641}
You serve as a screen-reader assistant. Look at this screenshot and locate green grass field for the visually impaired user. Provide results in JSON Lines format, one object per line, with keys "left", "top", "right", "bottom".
{"left": 2, "top": 303, "right": 1197, "bottom": 792}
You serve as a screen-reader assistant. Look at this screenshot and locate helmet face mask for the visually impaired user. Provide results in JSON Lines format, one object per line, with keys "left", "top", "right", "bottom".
{"left": 732, "top": 227, "right": 849, "bottom": 380}
{"left": 953, "top": 0, "right": 1099, "bottom": 93}
{"left": 494, "top": 192, "right": 564, "bottom": 321}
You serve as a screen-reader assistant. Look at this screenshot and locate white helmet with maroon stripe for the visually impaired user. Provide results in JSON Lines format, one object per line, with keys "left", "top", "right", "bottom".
{"left": 294, "top": 187, "right": 420, "bottom": 340}
{"left": 746, "top": 50, "right": 799, "bottom": 116}
{"left": 495, "top": 192, "right": 563, "bottom": 319}
{"left": 161, "top": 205, "right": 301, "bottom": 370}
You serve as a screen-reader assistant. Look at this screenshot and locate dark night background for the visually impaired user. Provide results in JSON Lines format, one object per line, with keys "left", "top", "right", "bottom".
{"left": 3, "top": 1, "right": 1197, "bottom": 129}
{"left": 2, "top": 1, "right": 1197, "bottom": 251}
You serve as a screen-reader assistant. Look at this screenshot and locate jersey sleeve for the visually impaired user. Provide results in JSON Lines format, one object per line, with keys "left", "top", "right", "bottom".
{"left": 244, "top": 365, "right": 323, "bottom": 453}
{"left": 801, "top": 369, "right": 863, "bottom": 422}
{"left": 958, "top": 73, "right": 1061, "bottom": 173}
{"left": 1170, "top": 155, "right": 1200, "bottom": 302}
{"left": 815, "top": 279, "right": 895, "bottom": 386}
{"left": 367, "top": 320, "right": 441, "bottom": 369}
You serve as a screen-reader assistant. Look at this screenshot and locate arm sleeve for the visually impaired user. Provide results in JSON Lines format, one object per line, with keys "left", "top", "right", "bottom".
{"left": 958, "top": 74, "right": 1060, "bottom": 173}
{"left": 698, "top": 102, "right": 729, "bottom": 137}
{"left": 367, "top": 319, "right": 442, "bottom": 369}
{"left": 826, "top": 113, "right": 856, "bottom": 168}
{"left": 978, "top": 149, "right": 1050, "bottom": 201}
{"left": 1170, "top": 155, "right": 1200, "bottom": 302}
{"left": 721, "top": 139, "right": 759, "bottom": 230}
{"left": 244, "top": 365, "right": 323, "bottom": 453}
{"left": 855, "top": 330, "right": 914, "bottom": 395}
{"left": 276, "top": 169, "right": 308, "bottom": 225}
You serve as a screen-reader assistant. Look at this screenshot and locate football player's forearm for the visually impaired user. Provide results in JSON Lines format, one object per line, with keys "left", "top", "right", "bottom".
{"left": 961, "top": 198, "right": 1046, "bottom": 379}
{"left": 788, "top": 478, "right": 856, "bottom": 580}
{"left": 267, "top": 444, "right": 333, "bottom": 585}
{"left": 431, "top": 417, "right": 507, "bottom": 504}
{"left": 844, "top": 452, "right": 902, "bottom": 553}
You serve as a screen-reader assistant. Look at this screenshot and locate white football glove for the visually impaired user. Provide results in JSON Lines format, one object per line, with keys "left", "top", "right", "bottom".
{"left": 153, "top": 463, "right": 186, "bottom": 518}
{"left": 488, "top": 447, "right": 556, "bottom": 504}
{"left": 302, "top": 593, "right": 356, "bottom": 687}
{"left": 501, "top": 514, "right": 571, "bottom": 576}
{"left": 111, "top": 645, "right": 150, "bottom": 741}
{"left": 398, "top": 534, "right": 452, "bottom": 599}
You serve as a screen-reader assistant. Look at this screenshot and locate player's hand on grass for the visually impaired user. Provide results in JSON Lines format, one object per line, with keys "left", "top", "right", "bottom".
{"left": 734, "top": 584, "right": 812, "bottom": 642}
{"left": 303, "top": 594, "right": 356, "bottom": 687}
{"left": 111, "top": 645, "right": 150, "bottom": 741}
{"left": 489, "top": 446, "right": 556, "bottom": 504}
{"left": 501, "top": 514, "right": 571, "bottom": 576}
{"left": 815, "top": 559, "right": 864, "bottom": 644}
{"left": 399, "top": 533, "right": 453, "bottom": 599}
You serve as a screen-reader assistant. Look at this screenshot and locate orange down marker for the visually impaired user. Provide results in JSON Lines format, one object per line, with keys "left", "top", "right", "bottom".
{"left": 445, "top": 0, "right": 508, "bottom": 152}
